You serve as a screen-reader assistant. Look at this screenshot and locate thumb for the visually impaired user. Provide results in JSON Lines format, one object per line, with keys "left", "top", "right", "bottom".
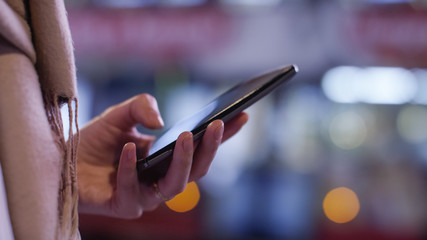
{"left": 101, "top": 94, "right": 164, "bottom": 131}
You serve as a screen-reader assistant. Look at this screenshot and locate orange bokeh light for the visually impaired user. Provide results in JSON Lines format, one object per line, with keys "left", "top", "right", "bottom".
{"left": 166, "top": 181, "right": 200, "bottom": 213}
{"left": 323, "top": 187, "right": 360, "bottom": 224}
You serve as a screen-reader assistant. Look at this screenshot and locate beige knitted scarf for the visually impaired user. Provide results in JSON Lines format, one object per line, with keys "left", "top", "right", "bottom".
{"left": 0, "top": 0, "right": 79, "bottom": 238}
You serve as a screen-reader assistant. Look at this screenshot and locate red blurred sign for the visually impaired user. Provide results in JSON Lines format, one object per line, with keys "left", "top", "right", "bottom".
{"left": 68, "top": 8, "right": 232, "bottom": 61}
{"left": 342, "top": 5, "right": 427, "bottom": 67}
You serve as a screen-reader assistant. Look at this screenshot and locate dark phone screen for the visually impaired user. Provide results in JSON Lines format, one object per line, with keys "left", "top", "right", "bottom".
{"left": 138, "top": 65, "right": 297, "bottom": 184}
{"left": 150, "top": 65, "right": 296, "bottom": 155}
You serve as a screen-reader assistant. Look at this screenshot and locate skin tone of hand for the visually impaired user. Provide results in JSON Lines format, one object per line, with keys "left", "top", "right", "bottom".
{"left": 77, "top": 94, "right": 248, "bottom": 219}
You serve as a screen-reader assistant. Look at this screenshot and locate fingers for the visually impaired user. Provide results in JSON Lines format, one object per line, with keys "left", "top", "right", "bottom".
{"left": 189, "top": 120, "right": 224, "bottom": 181}
{"left": 222, "top": 112, "right": 249, "bottom": 142}
{"left": 101, "top": 94, "right": 164, "bottom": 131}
{"left": 115, "top": 142, "right": 143, "bottom": 218}
{"left": 153, "top": 114, "right": 247, "bottom": 187}
{"left": 129, "top": 112, "right": 248, "bottom": 211}
{"left": 157, "top": 132, "right": 194, "bottom": 198}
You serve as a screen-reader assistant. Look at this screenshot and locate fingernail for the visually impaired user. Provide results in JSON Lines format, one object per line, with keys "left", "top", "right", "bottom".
{"left": 215, "top": 122, "right": 224, "bottom": 142}
{"left": 182, "top": 132, "right": 193, "bottom": 153}
{"left": 125, "top": 143, "right": 136, "bottom": 162}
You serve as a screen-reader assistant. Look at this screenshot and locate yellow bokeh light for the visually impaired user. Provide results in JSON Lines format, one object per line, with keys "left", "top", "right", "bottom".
{"left": 323, "top": 187, "right": 360, "bottom": 224}
{"left": 166, "top": 181, "right": 200, "bottom": 213}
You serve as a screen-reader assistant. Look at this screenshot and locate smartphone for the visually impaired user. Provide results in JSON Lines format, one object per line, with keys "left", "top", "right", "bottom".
{"left": 137, "top": 65, "right": 298, "bottom": 184}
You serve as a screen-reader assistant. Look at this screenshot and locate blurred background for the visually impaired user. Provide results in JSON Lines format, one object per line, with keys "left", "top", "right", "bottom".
{"left": 65, "top": 0, "right": 427, "bottom": 239}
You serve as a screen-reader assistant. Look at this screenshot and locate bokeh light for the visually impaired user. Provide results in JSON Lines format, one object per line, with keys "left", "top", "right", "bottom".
{"left": 397, "top": 105, "right": 427, "bottom": 143}
{"left": 322, "top": 66, "right": 417, "bottom": 105}
{"left": 166, "top": 182, "right": 200, "bottom": 213}
{"left": 329, "top": 111, "right": 367, "bottom": 150}
{"left": 323, "top": 187, "right": 360, "bottom": 224}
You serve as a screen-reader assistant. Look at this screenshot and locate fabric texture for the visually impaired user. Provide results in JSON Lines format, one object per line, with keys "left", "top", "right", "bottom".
{"left": 0, "top": 0, "right": 80, "bottom": 239}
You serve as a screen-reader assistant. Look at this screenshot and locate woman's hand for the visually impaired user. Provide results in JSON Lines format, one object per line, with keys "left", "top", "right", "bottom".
{"left": 77, "top": 94, "right": 248, "bottom": 218}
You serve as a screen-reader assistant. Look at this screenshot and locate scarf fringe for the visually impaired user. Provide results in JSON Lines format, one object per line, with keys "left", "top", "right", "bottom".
{"left": 44, "top": 93, "right": 80, "bottom": 239}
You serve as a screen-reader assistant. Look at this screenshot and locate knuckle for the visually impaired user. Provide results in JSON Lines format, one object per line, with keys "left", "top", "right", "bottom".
{"left": 171, "top": 184, "right": 186, "bottom": 196}
{"left": 138, "top": 93, "right": 156, "bottom": 104}
{"left": 144, "top": 203, "right": 159, "bottom": 212}
{"left": 194, "top": 169, "right": 209, "bottom": 180}
{"left": 116, "top": 207, "right": 143, "bottom": 220}
{"left": 200, "top": 168, "right": 209, "bottom": 177}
